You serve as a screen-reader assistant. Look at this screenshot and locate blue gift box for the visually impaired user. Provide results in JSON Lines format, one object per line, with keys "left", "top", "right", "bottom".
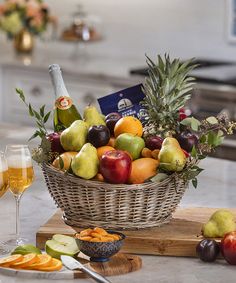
{"left": 98, "top": 84, "right": 147, "bottom": 122}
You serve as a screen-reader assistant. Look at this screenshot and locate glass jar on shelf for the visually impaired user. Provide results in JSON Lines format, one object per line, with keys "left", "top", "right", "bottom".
{"left": 60, "top": 4, "right": 103, "bottom": 60}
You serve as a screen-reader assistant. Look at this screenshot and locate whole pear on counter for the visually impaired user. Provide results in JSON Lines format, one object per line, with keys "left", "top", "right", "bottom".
{"left": 71, "top": 143, "right": 99, "bottom": 179}
{"left": 83, "top": 105, "right": 106, "bottom": 127}
{"left": 202, "top": 209, "right": 236, "bottom": 238}
{"left": 158, "top": 137, "right": 186, "bottom": 172}
{"left": 60, "top": 120, "right": 88, "bottom": 151}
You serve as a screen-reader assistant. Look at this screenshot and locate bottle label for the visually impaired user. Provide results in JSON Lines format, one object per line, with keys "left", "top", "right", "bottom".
{"left": 55, "top": 96, "right": 73, "bottom": 110}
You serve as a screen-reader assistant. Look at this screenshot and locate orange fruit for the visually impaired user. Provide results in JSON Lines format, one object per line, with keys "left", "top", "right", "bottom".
{"left": 107, "top": 137, "right": 116, "bottom": 147}
{"left": 151, "top": 149, "right": 160, "bottom": 160}
{"left": 97, "top": 146, "right": 115, "bottom": 160}
{"left": 52, "top": 152, "right": 77, "bottom": 171}
{"left": 141, "top": 147, "right": 153, "bottom": 158}
{"left": 128, "top": 158, "right": 159, "bottom": 184}
{"left": 26, "top": 254, "right": 52, "bottom": 270}
{"left": 11, "top": 253, "right": 38, "bottom": 268}
{"left": 92, "top": 173, "right": 105, "bottom": 182}
{"left": 37, "top": 258, "right": 62, "bottom": 272}
{"left": 114, "top": 116, "right": 143, "bottom": 138}
{"left": 0, "top": 254, "right": 23, "bottom": 267}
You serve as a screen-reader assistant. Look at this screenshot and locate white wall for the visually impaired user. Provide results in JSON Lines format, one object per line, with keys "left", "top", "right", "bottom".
{"left": 1, "top": 0, "right": 236, "bottom": 61}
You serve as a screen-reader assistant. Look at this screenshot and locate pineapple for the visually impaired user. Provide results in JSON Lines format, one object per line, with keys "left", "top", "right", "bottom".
{"left": 142, "top": 54, "right": 197, "bottom": 137}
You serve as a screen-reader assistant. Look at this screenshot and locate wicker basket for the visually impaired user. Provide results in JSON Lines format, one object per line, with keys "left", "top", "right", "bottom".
{"left": 42, "top": 163, "right": 188, "bottom": 230}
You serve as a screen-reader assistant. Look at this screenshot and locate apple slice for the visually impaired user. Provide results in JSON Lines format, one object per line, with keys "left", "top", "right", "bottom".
{"left": 11, "top": 244, "right": 42, "bottom": 255}
{"left": 45, "top": 234, "right": 79, "bottom": 260}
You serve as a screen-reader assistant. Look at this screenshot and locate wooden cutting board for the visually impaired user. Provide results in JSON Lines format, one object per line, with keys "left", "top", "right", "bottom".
{"left": 36, "top": 207, "right": 236, "bottom": 257}
{"left": 0, "top": 253, "right": 141, "bottom": 280}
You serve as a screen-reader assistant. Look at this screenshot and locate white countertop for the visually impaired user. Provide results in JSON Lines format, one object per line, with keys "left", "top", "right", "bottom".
{"left": 0, "top": 123, "right": 236, "bottom": 283}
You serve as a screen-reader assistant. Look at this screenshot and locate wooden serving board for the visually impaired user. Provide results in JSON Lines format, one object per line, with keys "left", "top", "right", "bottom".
{"left": 36, "top": 207, "right": 236, "bottom": 257}
{"left": 0, "top": 253, "right": 141, "bottom": 280}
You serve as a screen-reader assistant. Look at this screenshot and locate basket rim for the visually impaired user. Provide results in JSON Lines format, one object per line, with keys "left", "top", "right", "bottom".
{"left": 42, "top": 162, "right": 187, "bottom": 191}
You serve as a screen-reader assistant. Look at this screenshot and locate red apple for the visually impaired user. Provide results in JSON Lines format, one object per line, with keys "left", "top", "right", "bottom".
{"left": 99, "top": 150, "right": 132, "bottom": 184}
{"left": 221, "top": 231, "right": 236, "bottom": 265}
{"left": 46, "top": 132, "right": 64, "bottom": 154}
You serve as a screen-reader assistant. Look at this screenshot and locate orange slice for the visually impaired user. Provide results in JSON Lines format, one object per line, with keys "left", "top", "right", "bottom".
{"left": 26, "top": 254, "right": 52, "bottom": 270}
{"left": 37, "top": 258, "right": 62, "bottom": 272}
{"left": 0, "top": 254, "right": 23, "bottom": 267}
{"left": 10, "top": 253, "right": 38, "bottom": 268}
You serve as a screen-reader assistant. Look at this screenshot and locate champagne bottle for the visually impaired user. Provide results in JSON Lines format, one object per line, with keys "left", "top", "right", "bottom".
{"left": 49, "top": 64, "right": 82, "bottom": 132}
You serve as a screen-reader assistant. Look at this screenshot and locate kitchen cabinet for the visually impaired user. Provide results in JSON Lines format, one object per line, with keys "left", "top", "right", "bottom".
{"left": 189, "top": 84, "right": 236, "bottom": 121}
{"left": 0, "top": 66, "right": 119, "bottom": 127}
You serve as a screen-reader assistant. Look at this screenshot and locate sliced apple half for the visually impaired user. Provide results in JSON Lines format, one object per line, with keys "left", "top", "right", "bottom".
{"left": 45, "top": 234, "right": 79, "bottom": 259}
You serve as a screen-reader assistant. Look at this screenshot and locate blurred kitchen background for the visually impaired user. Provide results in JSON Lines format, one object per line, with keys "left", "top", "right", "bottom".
{"left": 0, "top": 0, "right": 236, "bottom": 160}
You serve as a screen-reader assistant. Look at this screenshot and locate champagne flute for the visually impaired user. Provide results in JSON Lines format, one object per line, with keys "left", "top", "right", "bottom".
{"left": 0, "top": 151, "right": 10, "bottom": 254}
{"left": 0, "top": 151, "right": 8, "bottom": 198}
{"left": 5, "top": 145, "right": 34, "bottom": 246}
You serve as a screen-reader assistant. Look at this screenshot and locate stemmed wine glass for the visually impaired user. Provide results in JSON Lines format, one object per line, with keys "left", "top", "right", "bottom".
{"left": 0, "top": 151, "right": 10, "bottom": 254}
{"left": 5, "top": 145, "right": 34, "bottom": 246}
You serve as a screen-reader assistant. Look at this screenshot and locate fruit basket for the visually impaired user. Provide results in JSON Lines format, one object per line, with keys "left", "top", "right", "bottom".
{"left": 16, "top": 55, "right": 236, "bottom": 230}
{"left": 42, "top": 162, "right": 187, "bottom": 229}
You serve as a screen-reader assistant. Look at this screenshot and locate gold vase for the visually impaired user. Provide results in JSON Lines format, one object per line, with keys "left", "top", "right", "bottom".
{"left": 14, "top": 29, "right": 34, "bottom": 54}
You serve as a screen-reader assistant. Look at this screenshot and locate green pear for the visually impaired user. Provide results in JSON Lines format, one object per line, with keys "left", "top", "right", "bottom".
{"left": 202, "top": 209, "right": 236, "bottom": 238}
{"left": 100, "top": 114, "right": 106, "bottom": 122}
{"left": 60, "top": 120, "right": 88, "bottom": 151}
{"left": 71, "top": 143, "right": 99, "bottom": 179}
{"left": 158, "top": 137, "right": 186, "bottom": 172}
{"left": 83, "top": 105, "right": 106, "bottom": 127}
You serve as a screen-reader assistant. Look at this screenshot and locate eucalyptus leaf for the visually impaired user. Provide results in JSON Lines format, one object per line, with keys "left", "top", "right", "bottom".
{"left": 206, "top": 116, "right": 218, "bottom": 125}
{"left": 192, "top": 178, "right": 198, "bottom": 188}
{"left": 40, "top": 105, "right": 45, "bottom": 118}
{"left": 44, "top": 111, "right": 51, "bottom": 123}
{"left": 28, "top": 131, "right": 39, "bottom": 141}
{"left": 28, "top": 103, "right": 34, "bottom": 117}
{"left": 198, "top": 155, "right": 206, "bottom": 160}
{"left": 191, "top": 145, "right": 197, "bottom": 158}
{"left": 199, "top": 134, "right": 207, "bottom": 143}
{"left": 180, "top": 117, "right": 192, "bottom": 126}
{"left": 33, "top": 110, "right": 41, "bottom": 120}
{"left": 190, "top": 117, "right": 201, "bottom": 131}
{"left": 16, "top": 88, "right": 25, "bottom": 102}
{"left": 207, "top": 131, "right": 224, "bottom": 147}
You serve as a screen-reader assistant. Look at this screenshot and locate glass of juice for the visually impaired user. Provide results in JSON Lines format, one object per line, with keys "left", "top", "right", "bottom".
{"left": 5, "top": 145, "right": 34, "bottom": 246}
{"left": 0, "top": 151, "right": 10, "bottom": 254}
{"left": 0, "top": 151, "right": 8, "bottom": 198}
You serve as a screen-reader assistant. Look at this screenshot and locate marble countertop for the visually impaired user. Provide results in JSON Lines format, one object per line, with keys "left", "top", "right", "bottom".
{"left": 0, "top": 123, "right": 236, "bottom": 283}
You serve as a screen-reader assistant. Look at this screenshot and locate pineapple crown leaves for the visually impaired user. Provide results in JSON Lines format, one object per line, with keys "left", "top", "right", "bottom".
{"left": 142, "top": 54, "right": 198, "bottom": 135}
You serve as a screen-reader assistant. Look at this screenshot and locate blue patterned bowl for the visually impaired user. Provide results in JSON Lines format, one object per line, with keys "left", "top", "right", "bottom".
{"left": 75, "top": 231, "right": 126, "bottom": 262}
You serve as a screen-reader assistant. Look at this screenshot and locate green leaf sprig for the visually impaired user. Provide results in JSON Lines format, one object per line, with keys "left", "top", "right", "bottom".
{"left": 16, "top": 88, "right": 51, "bottom": 141}
{"left": 179, "top": 114, "right": 236, "bottom": 187}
